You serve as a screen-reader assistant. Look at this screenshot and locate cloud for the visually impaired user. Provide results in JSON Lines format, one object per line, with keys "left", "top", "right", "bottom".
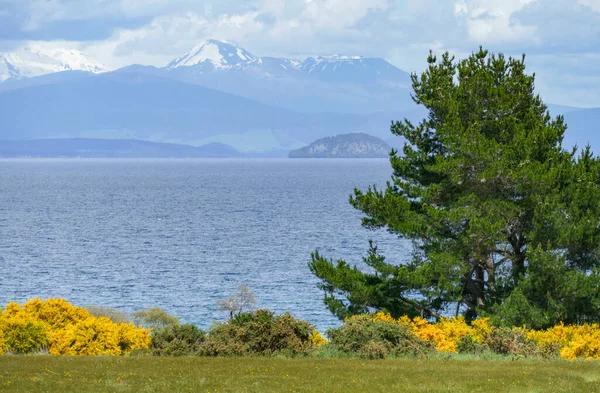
{"left": 295, "top": 0, "right": 390, "bottom": 30}
{"left": 578, "top": 0, "right": 600, "bottom": 12}
{"left": 453, "top": 0, "right": 539, "bottom": 44}
{"left": 77, "top": 0, "right": 400, "bottom": 67}
{"left": 511, "top": 0, "right": 600, "bottom": 53}
{"left": 0, "top": 0, "right": 255, "bottom": 40}
{"left": 0, "top": 0, "right": 152, "bottom": 40}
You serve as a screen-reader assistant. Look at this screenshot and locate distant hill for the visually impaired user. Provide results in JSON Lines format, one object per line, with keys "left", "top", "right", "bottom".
{"left": 0, "top": 139, "right": 240, "bottom": 158}
{"left": 0, "top": 70, "right": 95, "bottom": 93}
{"left": 289, "top": 133, "right": 391, "bottom": 158}
{"left": 0, "top": 70, "right": 426, "bottom": 154}
{"left": 0, "top": 72, "right": 349, "bottom": 150}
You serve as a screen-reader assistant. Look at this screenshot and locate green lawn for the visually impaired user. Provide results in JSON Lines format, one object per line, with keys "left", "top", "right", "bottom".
{"left": 1, "top": 356, "right": 599, "bottom": 392}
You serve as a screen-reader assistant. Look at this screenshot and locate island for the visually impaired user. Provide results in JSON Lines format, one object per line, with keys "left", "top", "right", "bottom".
{"left": 289, "top": 133, "right": 392, "bottom": 158}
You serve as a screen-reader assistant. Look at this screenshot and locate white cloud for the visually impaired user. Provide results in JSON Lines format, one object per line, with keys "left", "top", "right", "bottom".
{"left": 578, "top": 0, "right": 600, "bottom": 12}
{"left": 77, "top": 0, "right": 395, "bottom": 68}
{"left": 296, "top": 0, "right": 389, "bottom": 30}
{"left": 23, "top": 0, "right": 67, "bottom": 31}
{"left": 454, "top": 0, "right": 467, "bottom": 16}
{"left": 454, "top": 0, "right": 539, "bottom": 44}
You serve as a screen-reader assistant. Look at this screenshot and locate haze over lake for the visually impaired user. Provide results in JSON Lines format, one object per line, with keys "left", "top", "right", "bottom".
{"left": 0, "top": 159, "right": 411, "bottom": 330}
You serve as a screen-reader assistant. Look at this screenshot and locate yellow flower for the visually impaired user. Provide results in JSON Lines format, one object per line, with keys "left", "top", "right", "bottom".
{"left": 0, "top": 298, "right": 150, "bottom": 356}
{"left": 309, "top": 330, "right": 328, "bottom": 348}
{"left": 526, "top": 322, "right": 600, "bottom": 360}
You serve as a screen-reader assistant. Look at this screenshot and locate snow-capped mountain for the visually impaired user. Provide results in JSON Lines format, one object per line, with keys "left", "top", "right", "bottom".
{"left": 0, "top": 45, "right": 107, "bottom": 82}
{"left": 166, "top": 40, "right": 409, "bottom": 85}
{"left": 163, "top": 40, "right": 414, "bottom": 113}
{"left": 166, "top": 39, "right": 304, "bottom": 80}
{"left": 166, "top": 39, "right": 258, "bottom": 71}
{"left": 1, "top": 39, "right": 415, "bottom": 117}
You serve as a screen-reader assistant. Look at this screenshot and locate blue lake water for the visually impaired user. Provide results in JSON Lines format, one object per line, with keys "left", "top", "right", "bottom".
{"left": 0, "top": 159, "right": 412, "bottom": 331}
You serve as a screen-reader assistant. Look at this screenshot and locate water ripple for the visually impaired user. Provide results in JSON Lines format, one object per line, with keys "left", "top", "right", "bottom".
{"left": 0, "top": 158, "right": 411, "bottom": 331}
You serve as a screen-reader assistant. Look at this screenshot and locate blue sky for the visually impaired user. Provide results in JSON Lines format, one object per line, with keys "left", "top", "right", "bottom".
{"left": 1, "top": 0, "right": 599, "bottom": 107}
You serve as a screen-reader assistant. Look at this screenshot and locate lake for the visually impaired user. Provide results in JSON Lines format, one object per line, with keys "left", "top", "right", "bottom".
{"left": 0, "top": 159, "right": 412, "bottom": 330}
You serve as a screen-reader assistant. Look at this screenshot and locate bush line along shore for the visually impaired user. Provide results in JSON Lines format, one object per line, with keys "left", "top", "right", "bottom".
{"left": 1, "top": 298, "right": 599, "bottom": 360}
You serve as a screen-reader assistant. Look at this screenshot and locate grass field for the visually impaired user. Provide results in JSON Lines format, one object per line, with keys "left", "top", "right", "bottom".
{"left": 1, "top": 356, "right": 599, "bottom": 392}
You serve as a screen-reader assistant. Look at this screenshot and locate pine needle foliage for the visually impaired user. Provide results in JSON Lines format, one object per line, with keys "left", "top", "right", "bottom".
{"left": 309, "top": 48, "right": 600, "bottom": 329}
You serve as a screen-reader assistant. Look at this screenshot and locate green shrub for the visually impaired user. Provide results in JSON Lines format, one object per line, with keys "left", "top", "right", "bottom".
{"left": 231, "top": 309, "right": 275, "bottom": 326}
{"left": 150, "top": 324, "right": 205, "bottom": 356}
{"left": 134, "top": 308, "right": 180, "bottom": 329}
{"left": 327, "top": 315, "right": 433, "bottom": 358}
{"left": 483, "top": 328, "right": 540, "bottom": 357}
{"left": 359, "top": 341, "right": 389, "bottom": 359}
{"left": 456, "top": 335, "right": 489, "bottom": 355}
{"left": 198, "top": 309, "right": 315, "bottom": 357}
{"left": 3, "top": 319, "right": 49, "bottom": 354}
{"left": 537, "top": 342, "right": 561, "bottom": 359}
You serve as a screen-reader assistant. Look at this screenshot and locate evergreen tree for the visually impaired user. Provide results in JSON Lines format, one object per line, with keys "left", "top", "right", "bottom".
{"left": 309, "top": 48, "right": 600, "bottom": 329}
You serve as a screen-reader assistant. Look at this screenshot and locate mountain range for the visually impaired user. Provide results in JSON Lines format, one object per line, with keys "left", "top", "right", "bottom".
{"left": 0, "top": 40, "right": 598, "bottom": 155}
{"left": 0, "top": 39, "right": 413, "bottom": 115}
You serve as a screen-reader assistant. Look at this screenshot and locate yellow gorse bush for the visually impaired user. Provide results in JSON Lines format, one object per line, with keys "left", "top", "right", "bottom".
{"left": 351, "top": 312, "right": 600, "bottom": 360}
{"left": 0, "top": 298, "right": 150, "bottom": 355}
{"left": 527, "top": 322, "right": 600, "bottom": 360}
{"left": 0, "top": 309, "right": 4, "bottom": 355}
{"left": 369, "top": 312, "right": 475, "bottom": 352}
{"left": 309, "top": 329, "right": 328, "bottom": 348}
{"left": 470, "top": 317, "right": 492, "bottom": 343}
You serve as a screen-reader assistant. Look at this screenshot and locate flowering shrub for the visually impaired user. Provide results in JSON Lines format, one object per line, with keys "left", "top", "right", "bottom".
{"left": 0, "top": 310, "right": 4, "bottom": 355}
{"left": 404, "top": 316, "right": 473, "bottom": 353}
{"left": 3, "top": 300, "right": 600, "bottom": 360}
{"left": 309, "top": 330, "right": 328, "bottom": 348}
{"left": 527, "top": 323, "right": 600, "bottom": 360}
{"left": 0, "top": 299, "right": 150, "bottom": 356}
{"left": 369, "top": 312, "right": 473, "bottom": 353}
{"left": 470, "top": 317, "right": 492, "bottom": 343}
{"left": 1, "top": 317, "right": 48, "bottom": 354}
{"left": 350, "top": 312, "right": 600, "bottom": 360}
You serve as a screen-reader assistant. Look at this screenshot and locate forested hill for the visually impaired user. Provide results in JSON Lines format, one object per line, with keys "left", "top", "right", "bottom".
{"left": 289, "top": 133, "right": 391, "bottom": 158}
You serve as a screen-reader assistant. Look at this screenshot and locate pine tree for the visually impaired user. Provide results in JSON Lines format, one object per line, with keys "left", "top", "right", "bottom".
{"left": 309, "top": 48, "right": 600, "bottom": 329}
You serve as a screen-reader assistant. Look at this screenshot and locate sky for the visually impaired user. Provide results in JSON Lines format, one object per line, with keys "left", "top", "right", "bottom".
{"left": 1, "top": 0, "right": 599, "bottom": 107}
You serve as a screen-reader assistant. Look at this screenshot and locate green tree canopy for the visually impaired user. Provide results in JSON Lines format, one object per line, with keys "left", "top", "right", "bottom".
{"left": 309, "top": 48, "right": 600, "bottom": 329}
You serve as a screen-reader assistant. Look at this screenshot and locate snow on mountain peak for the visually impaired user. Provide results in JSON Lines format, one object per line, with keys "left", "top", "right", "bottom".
{"left": 316, "top": 55, "right": 366, "bottom": 61}
{"left": 0, "top": 45, "right": 107, "bottom": 82}
{"left": 297, "top": 55, "right": 378, "bottom": 75}
{"left": 166, "top": 40, "right": 258, "bottom": 70}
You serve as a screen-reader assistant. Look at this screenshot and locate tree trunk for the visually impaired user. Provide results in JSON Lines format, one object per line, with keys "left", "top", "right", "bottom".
{"left": 486, "top": 255, "right": 496, "bottom": 294}
{"left": 475, "top": 266, "right": 485, "bottom": 308}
